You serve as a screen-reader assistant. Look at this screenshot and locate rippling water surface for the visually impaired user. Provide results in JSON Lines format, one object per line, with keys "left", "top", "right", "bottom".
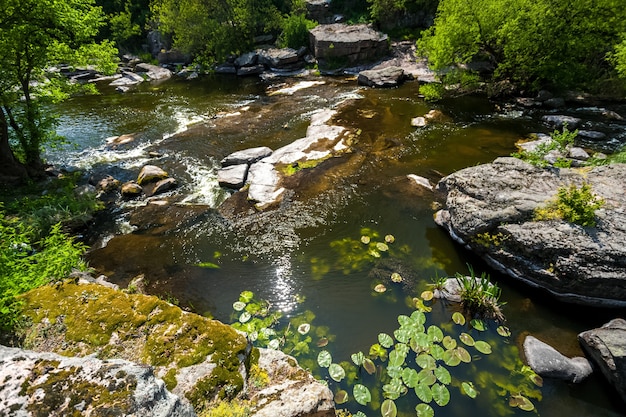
{"left": 48, "top": 74, "right": 624, "bottom": 417}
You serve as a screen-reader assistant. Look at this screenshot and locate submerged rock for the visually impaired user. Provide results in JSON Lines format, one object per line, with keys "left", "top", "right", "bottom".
{"left": 523, "top": 336, "right": 592, "bottom": 383}
{"left": 0, "top": 345, "right": 196, "bottom": 417}
{"left": 579, "top": 319, "right": 626, "bottom": 405}
{"left": 434, "top": 157, "right": 626, "bottom": 306}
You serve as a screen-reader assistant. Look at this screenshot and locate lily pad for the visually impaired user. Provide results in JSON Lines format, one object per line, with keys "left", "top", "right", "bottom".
{"left": 497, "top": 325, "right": 511, "bottom": 337}
{"left": 239, "top": 312, "right": 251, "bottom": 323}
{"left": 377, "top": 242, "right": 389, "bottom": 252}
{"left": 385, "top": 234, "right": 396, "bottom": 243}
{"left": 470, "top": 318, "right": 486, "bottom": 331}
{"left": 417, "top": 369, "right": 436, "bottom": 386}
{"left": 431, "top": 383, "right": 450, "bottom": 406}
{"left": 459, "top": 333, "right": 475, "bottom": 346}
{"left": 317, "top": 350, "right": 332, "bottom": 368}
{"left": 455, "top": 346, "right": 472, "bottom": 363}
{"left": 434, "top": 365, "right": 451, "bottom": 385}
{"left": 430, "top": 344, "right": 445, "bottom": 360}
{"left": 452, "top": 311, "right": 466, "bottom": 325}
{"left": 232, "top": 301, "right": 246, "bottom": 311}
{"left": 297, "top": 323, "right": 311, "bottom": 335}
{"left": 351, "top": 351, "right": 365, "bottom": 366}
{"left": 334, "top": 390, "right": 349, "bottom": 404}
{"left": 374, "top": 284, "right": 387, "bottom": 293}
{"left": 421, "top": 290, "right": 434, "bottom": 301}
{"left": 383, "top": 377, "right": 404, "bottom": 400}
{"left": 317, "top": 337, "right": 329, "bottom": 347}
{"left": 442, "top": 349, "right": 461, "bottom": 367}
{"left": 442, "top": 335, "right": 457, "bottom": 350}
{"left": 411, "top": 310, "right": 427, "bottom": 325}
{"left": 474, "top": 340, "right": 492, "bottom": 354}
{"left": 268, "top": 339, "right": 280, "bottom": 350}
{"left": 391, "top": 272, "right": 403, "bottom": 283}
{"left": 416, "top": 353, "right": 436, "bottom": 370}
{"left": 509, "top": 394, "right": 535, "bottom": 411}
{"left": 389, "top": 349, "right": 407, "bottom": 367}
{"left": 427, "top": 325, "right": 444, "bottom": 342}
{"left": 379, "top": 333, "right": 394, "bottom": 348}
{"left": 363, "top": 358, "right": 377, "bottom": 375}
{"left": 413, "top": 332, "right": 431, "bottom": 350}
{"left": 402, "top": 368, "right": 420, "bottom": 388}
{"left": 381, "top": 399, "right": 397, "bottom": 417}
{"left": 361, "top": 235, "right": 371, "bottom": 244}
{"left": 414, "top": 382, "right": 433, "bottom": 403}
{"left": 394, "top": 328, "right": 411, "bottom": 344}
{"left": 239, "top": 290, "right": 254, "bottom": 303}
{"left": 461, "top": 381, "right": 477, "bottom": 398}
{"left": 353, "top": 384, "right": 372, "bottom": 406}
{"left": 415, "top": 403, "right": 435, "bottom": 417}
{"left": 329, "top": 363, "right": 346, "bottom": 382}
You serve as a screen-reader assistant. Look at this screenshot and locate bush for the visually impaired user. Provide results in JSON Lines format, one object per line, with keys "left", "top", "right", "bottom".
{"left": 455, "top": 266, "right": 504, "bottom": 321}
{"left": 512, "top": 126, "right": 577, "bottom": 167}
{"left": 278, "top": 13, "right": 317, "bottom": 49}
{"left": 534, "top": 183, "right": 605, "bottom": 227}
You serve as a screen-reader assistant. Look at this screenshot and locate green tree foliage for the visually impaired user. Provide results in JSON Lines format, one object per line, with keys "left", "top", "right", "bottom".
{"left": 97, "top": 0, "right": 151, "bottom": 50}
{"left": 369, "top": 0, "right": 437, "bottom": 28}
{"left": 0, "top": 0, "right": 118, "bottom": 181}
{"left": 151, "top": 0, "right": 282, "bottom": 65}
{"left": 418, "top": 0, "right": 626, "bottom": 91}
{"left": 278, "top": 14, "right": 317, "bottom": 49}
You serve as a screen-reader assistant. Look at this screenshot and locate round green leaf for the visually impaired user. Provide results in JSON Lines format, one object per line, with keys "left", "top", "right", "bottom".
{"left": 398, "top": 315, "right": 412, "bottom": 327}
{"left": 232, "top": 301, "right": 246, "bottom": 311}
{"left": 427, "top": 325, "right": 444, "bottom": 342}
{"left": 379, "top": 333, "right": 394, "bottom": 348}
{"left": 455, "top": 346, "right": 472, "bottom": 363}
{"left": 402, "top": 368, "right": 420, "bottom": 388}
{"left": 352, "top": 351, "right": 365, "bottom": 366}
{"left": 389, "top": 349, "right": 407, "bottom": 367}
{"left": 391, "top": 272, "right": 403, "bottom": 283}
{"left": 354, "top": 384, "right": 372, "bottom": 405}
{"left": 416, "top": 353, "right": 436, "bottom": 370}
{"left": 377, "top": 242, "right": 389, "bottom": 252}
{"left": 459, "top": 333, "right": 475, "bottom": 346}
{"left": 461, "top": 381, "right": 477, "bottom": 398}
{"left": 413, "top": 332, "right": 431, "bottom": 350}
{"left": 329, "top": 363, "right": 346, "bottom": 382}
{"left": 474, "top": 340, "right": 492, "bottom": 354}
{"left": 387, "top": 365, "right": 402, "bottom": 379}
{"left": 470, "top": 319, "right": 486, "bottom": 331}
{"left": 452, "top": 311, "right": 465, "bottom": 325}
{"left": 497, "top": 325, "right": 511, "bottom": 337}
{"left": 363, "top": 358, "right": 376, "bottom": 375}
{"left": 434, "top": 365, "right": 451, "bottom": 385}
{"left": 431, "top": 383, "right": 450, "bottom": 406}
{"left": 510, "top": 394, "right": 535, "bottom": 411}
{"left": 385, "top": 234, "right": 395, "bottom": 243}
{"left": 442, "top": 335, "right": 457, "bottom": 350}
{"left": 394, "top": 328, "right": 411, "bottom": 343}
{"left": 395, "top": 342, "right": 410, "bottom": 357}
{"left": 417, "top": 369, "right": 436, "bottom": 386}
{"left": 430, "top": 344, "right": 445, "bottom": 360}
{"left": 334, "top": 389, "right": 349, "bottom": 404}
{"left": 421, "top": 290, "right": 434, "bottom": 300}
{"left": 239, "top": 312, "right": 251, "bottom": 323}
{"left": 415, "top": 403, "right": 435, "bottom": 417}
{"left": 382, "top": 377, "right": 404, "bottom": 400}
{"left": 317, "top": 350, "right": 332, "bottom": 368}
{"left": 442, "top": 349, "right": 461, "bottom": 367}
{"left": 411, "top": 310, "right": 427, "bottom": 325}
{"left": 239, "top": 291, "right": 254, "bottom": 303}
{"left": 414, "top": 382, "right": 433, "bottom": 403}
{"left": 381, "top": 399, "right": 397, "bottom": 417}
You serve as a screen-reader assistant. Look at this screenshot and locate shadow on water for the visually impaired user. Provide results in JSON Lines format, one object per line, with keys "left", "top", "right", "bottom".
{"left": 50, "top": 75, "right": 626, "bottom": 417}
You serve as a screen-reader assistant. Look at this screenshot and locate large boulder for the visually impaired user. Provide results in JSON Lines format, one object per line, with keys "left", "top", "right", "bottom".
{"left": 357, "top": 66, "right": 407, "bottom": 88}
{"left": 137, "top": 165, "right": 169, "bottom": 185}
{"left": 135, "top": 63, "right": 172, "bottom": 81}
{"left": 523, "top": 336, "right": 592, "bottom": 383}
{"left": 221, "top": 146, "right": 273, "bottom": 167}
{"left": 434, "top": 157, "right": 626, "bottom": 306}
{"left": 0, "top": 345, "right": 196, "bottom": 417}
{"left": 309, "top": 24, "right": 389, "bottom": 67}
{"left": 578, "top": 319, "right": 626, "bottom": 405}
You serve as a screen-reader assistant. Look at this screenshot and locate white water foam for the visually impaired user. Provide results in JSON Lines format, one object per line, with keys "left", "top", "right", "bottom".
{"left": 179, "top": 157, "right": 229, "bottom": 207}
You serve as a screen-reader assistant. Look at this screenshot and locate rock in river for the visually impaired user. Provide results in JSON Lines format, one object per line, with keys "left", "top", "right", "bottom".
{"left": 523, "top": 336, "right": 592, "bottom": 383}
{"left": 357, "top": 66, "right": 407, "bottom": 88}
{"left": 434, "top": 157, "right": 626, "bottom": 306}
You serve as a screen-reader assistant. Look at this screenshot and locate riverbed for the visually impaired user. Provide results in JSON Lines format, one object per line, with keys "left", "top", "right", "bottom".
{"left": 48, "top": 73, "right": 625, "bottom": 416}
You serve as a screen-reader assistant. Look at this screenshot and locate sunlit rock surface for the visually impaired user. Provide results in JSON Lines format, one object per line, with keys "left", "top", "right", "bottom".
{"left": 434, "top": 157, "right": 626, "bottom": 306}
{"left": 523, "top": 336, "right": 592, "bottom": 383}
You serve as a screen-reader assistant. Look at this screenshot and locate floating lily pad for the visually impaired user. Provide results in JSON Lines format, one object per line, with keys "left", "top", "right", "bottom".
{"left": 391, "top": 272, "right": 403, "bottom": 283}
{"left": 361, "top": 235, "right": 371, "bottom": 244}
{"left": 474, "top": 340, "right": 492, "bottom": 354}
{"left": 329, "top": 363, "right": 346, "bottom": 382}
{"left": 387, "top": 365, "right": 402, "bottom": 379}
{"left": 402, "top": 368, "right": 420, "bottom": 388}
{"left": 497, "top": 325, "right": 511, "bottom": 337}
{"left": 363, "top": 358, "right": 376, "bottom": 375}
{"left": 297, "top": 323, "right": 311, "bottom": 335}
{"left": 414, "top": 382, "right": 433, "bottom": 403}
{"left": 232, "top": 301, "right": 246, "bottom": 311}
{"left": 421, "top": 290, "right": 434, "bottom": 301}
{"left": 413, "top": 332, "right": 431, "bottom": 350}
{"left": 461, "top": 381, "right": 478, "bottom": 398}
{"left": 268, "top": 339, "right": 280, "bottom": 350}
{"left": 379, "top": 333, "right": 394, "bottom": 348}
{"left": 442, "top": 335, "right": 457, "bottom": 350}
{"left": 377, "top": 242, "right": 389, "bottom": 252}
{"left": 334, "top": 390, "right": 349, "bottom": 404}
{"left": 442, "top": 349, "right": 461, "bottom": 367}
{"left": 509, "top": 394, "right": 535, "bottom": 411}
{"left": 317, "top": 337, "right": 329, "bottom": 347}
{"left": 370, "top": 343, "right": 388, "bottom": 361}
{"left": 317, "top": 350, "right": 332, "bottom": 368}
{"left": 385, "top": 234, "right": 396, "bottom": 243}
{"left": 239, "top": 291, "right": 254, "bottom": 303}
{"left": 398, "top": 315, "right": 412, "bottom": 327}
{"left": 434, "top": 365, "right": 451, "bottom": 385}
{"left": 411, "top": 310, "right": 427, "bottom": 325}
{"left": 415, "top": 403, "right": 435, "bottom": 417}
{"left": 431, "top": 383, "right": 450, "bottom": 406}
{"left": 394, "top": 328, "right": 411, "bottom": 344}
{"left": 455, "top": 346, "right": 472, "bottom": 363}
{"left": 374, "top": 284, "right": 387, "bottom": 293}
{"left": 452, "top": 312, "right": 466, "bottom": 325}
{"left": 351, "top": 351, "right": 365, "bottom": 366}
{"left": 430, "top": 344, "right": 445, "bottom": 360}
{"left": 353, "top": 384, "right": 371, "bottom": 405}
{"left": 381, "top": 399, "right": 397, "bottom": 417}
{"left": 416, "top": 353, "right": 436, "bottom": 370}
{"left": 389, "top": 349, "right": 407, "bottom": 367}
{"left": 459, "top": 333, "right": 475, "bottom": 346}
{"left": 470, "top": 318, "right": 486, "bottom": 331}
{"left": 383, "top": 377, "right": 404, "bottom": 400}
{"left": 417, "top": 369, "right": 437, "bottom": 386}
{"left": 239, "top": 312, "right": 251, "bottom": 323}
{"left": 248, "top": 331, "right": 258, "bottom": 342}
{"left": 427, "top": 325, "right": 444, "bottom": 342}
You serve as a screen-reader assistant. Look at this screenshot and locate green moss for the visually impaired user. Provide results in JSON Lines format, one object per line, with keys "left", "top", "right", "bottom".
{"left": 472, "top": 232, "right": 508, "bottom": 248}
{"left": 187, "top": 367, "right": 244, "bottom": 409}
{"left": 199, "top": 400, "right": 252, "bottom": 417}
{"left": 278, "top": 157, "right": 331, "bottom": 176}
{"left": 162, "top": 368, "right": 178, "bottom": 391}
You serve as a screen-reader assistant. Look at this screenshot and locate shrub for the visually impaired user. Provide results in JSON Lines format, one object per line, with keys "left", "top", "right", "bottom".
{"left": 512, "top": 126, "right": 577, "bottom": 167}
{"left": 534, "top": 182, "right": 605, "bottom": 227}
{"left": 278, "top": 14, "right": 317, "bottom": 49}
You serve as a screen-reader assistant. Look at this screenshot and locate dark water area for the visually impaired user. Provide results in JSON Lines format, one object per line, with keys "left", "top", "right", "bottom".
{"left": 48, "top": 74, "right": 625, "bottom": 417}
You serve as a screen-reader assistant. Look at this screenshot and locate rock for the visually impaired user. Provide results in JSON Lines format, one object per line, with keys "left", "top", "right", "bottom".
{"left": 151, "top": 177, "right": 178, "bottom": 196}
{"left": 250, "top": 348, "right": 335, "bottom": 417}
{"left": 544, "top": 97, "right": 565, "bottom": 109}
{"left": 541, "top": 115, "right": 582, "bottom": 129}
{"left": 116, "top": 86, "right": 131, "bottom": 93}
{"left": 0, "top": 345, "right": 196, "bottom": 417}
{"left": 137, "top": 165, "right": 169, "bottom": 185}
{"left": 105, "top": 133, "right": 137, "bottom": 148}
{"left": 157, "top": 50, "right": 191, "bottom": 65}
{"left": 214, "top": 63, "right": 237, "bottom": 74}
{"left": 309, "top": 24, "right": 389, "bottom": 66}
{"left": 121, "top": 181, "right": 143, "bottom": 197}
{"left": 247, "top": 162, "right": 285, "bottom": 210}
{"left": 516, "top": 133, "right": 552, "bottom": 153}
{"left": 411, "top": 117, "right": 427, "bottom": 127}
{"left": 407, "top": 174, "right": 433, "bottom": 190}
{"left": 424, "top": 109, "right": 445, "bottom": 122}
{"left": 523, "top": 336, "right": 592, "bottom": 382}
{"left": 258, "top": 48, "right": 301, "bottom": 69}
{"left": 568, "top": 146, "right": 590, "bottom": 160}
{"left": 110, "top": 71, "right": 144, "bottom": 86}
{"left": 357, "top": 66, "right": 406, "bottom": 88}
{"left": 235, "top": 52, "right": 258, "bottom": 67}
{"left": 579, "top": 318, "right": 626, "bottom": 404}
{"left": 221, "top": 146, "right": 273, "bottom": 167}
{"left": 217, "top": 164, "right": 249, "bottom": 189}
{"left": 577, "top": 130, "right": 607, "bottom": 141}
{"left": 237, "top": 64, "right": 265, "bottom": 76}
{"left": 97, "top": 175, "right": 121, "bottom": 193}
{"left": 74, "top": 184, "right": 96, "bottom": 198}
{"left": 306, "top": 0, "right": 332, "bottom": 23}
{"left": 536, "top": 90, "right": 554, "bottom": 101}
{"left": 434, "top": 157, "right": 626, "bottom": 306}
{"left": 135, "top": 63, "right": 172, "bottom": 81}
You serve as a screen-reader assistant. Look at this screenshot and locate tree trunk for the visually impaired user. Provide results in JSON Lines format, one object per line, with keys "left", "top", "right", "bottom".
{"left": 0, "top": 108, "right": 29, "bottom": 184}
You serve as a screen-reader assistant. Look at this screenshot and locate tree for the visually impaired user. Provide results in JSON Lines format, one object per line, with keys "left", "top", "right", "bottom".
{"left": 418, "top": 0, "right": 626, "bottom": 92}
{"left": 0, "top": 0, "right": 118, "bottom": 183}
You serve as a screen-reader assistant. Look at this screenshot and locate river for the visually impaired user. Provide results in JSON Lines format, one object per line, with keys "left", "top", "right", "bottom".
{"left": 48, "top": 73, "right": 624, "bottom": 416}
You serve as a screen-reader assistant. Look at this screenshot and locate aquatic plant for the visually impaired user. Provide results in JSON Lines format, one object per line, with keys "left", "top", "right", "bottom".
{"left": 512, "top": 126, "right": 578, "bottom": 167}
{"left": 454, "top": 266, "right": 505, "bottom": 322}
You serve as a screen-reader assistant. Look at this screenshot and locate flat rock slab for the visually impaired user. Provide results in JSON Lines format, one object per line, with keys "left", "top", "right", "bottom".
{"left": 434, "top": 157, "right": 626, "bottom": 306}
{"left": 579, "top": 319, "right": 626, "bottom": 405}
{"left": 523, "top": 336, "right": 592, "bottom": 383}
{"left": 135, "top": 63, "right": 172, "bottom": 81}
{"left": 358, "top": 66, "right": 406, "bottom": 88}
{"left": 221, "top": 146, "right": 273, "bottom": 167}
{"left": 309, "top": 24, "right": 388, "bottom": 64}
{"left": 218, "top": 164, "right": 249, "bottom": 189}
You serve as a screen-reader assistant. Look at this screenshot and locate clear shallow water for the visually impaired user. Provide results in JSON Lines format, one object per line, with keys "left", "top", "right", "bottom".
{"left": 49, "top": 75, "right": 625, "bottom": 417}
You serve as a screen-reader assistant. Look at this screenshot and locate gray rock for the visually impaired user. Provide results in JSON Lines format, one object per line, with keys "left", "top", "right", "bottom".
{"left": 215, "top": 63, "right": 237, "bottom": 74}
{"left": 568, "top": 146, "right": 590, "bottom": 160}
{"left": 110, "top": 71, "right": 144, "bottom": 86}
{"left": 135, "top": 63, "right": 172, "bottom": 81}
{"left": 258, "top": 48, "right": 301, "bottom": 69}
{"left": 247, "top": 162, "right": 285, "bottom": 210}
{"left": 306, "top": 0, "right": 332, "bottom": 23}
{"left": 434, "top": 157, "right": 626, "bottom": 306}
{"left": 544, "top": 97, "right": 565, "bottom": 109}
{"left": 577, "top": 130, "right": 607, "bottom": 141}
{"left": 151, "top": 177, "right": 178, "bottom": 195}
{"left": 137, "top": 165, "right": 169, "bottom": 185}
{"left": 579, "top": 319, "right": 626, "bottom": 404}
{"left": 357, "top": 66, "right": 406, "bottom": 88}
{"left": 218, "top": 164, "right": 249, "bottom": 189}
{"left": 0, "top": 345, "right": 196, "bottom": 417}
{"left": 309, "top": 24, "right": 389, "bottom": 66}
{"left": 541, "top": 115, "right": 582, "bottom": 129}
{"left": 237, "top": 64, "right": 265, "bottom": 76}
{"left": 523, "top": 336, "right": 592, "bottom": 383}
{"left": 235, "top": 52, "right": 258, "bottom": 67}
{"left": 407, "top": 174, "right": 433, "bottom": 190}
{"left": 221, "top": 146, "right": 273, "bottom": 167}
{"left": 411, "top": 116, "right": 427, "bottom": 127}
{"left": 121, "top": 181, "right": 143, "bottom": 197}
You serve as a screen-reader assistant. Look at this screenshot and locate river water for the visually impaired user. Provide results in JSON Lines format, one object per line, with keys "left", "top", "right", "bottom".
{"left": 48, "top": 73, "right": 624, "bottom": 416}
